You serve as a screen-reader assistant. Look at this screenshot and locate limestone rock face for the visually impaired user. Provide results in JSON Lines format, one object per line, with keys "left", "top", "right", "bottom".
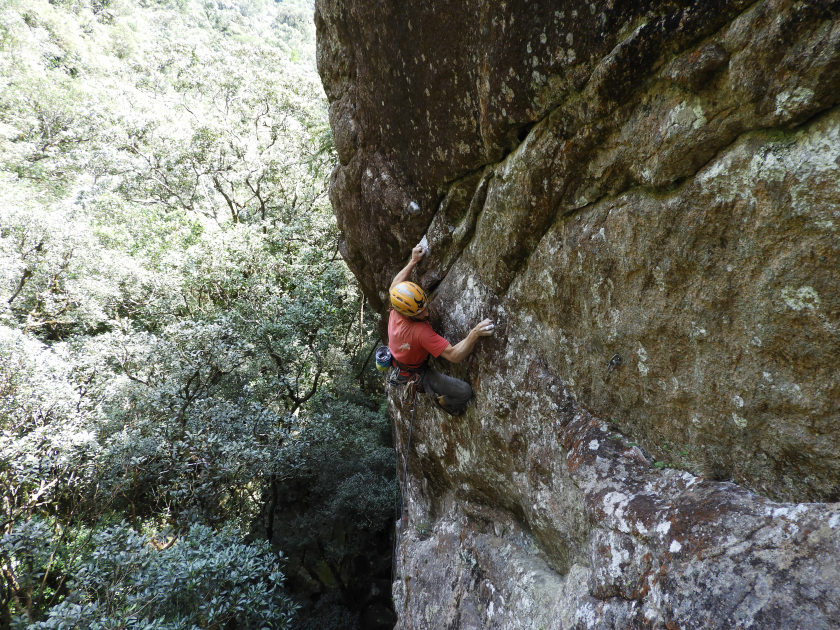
{"left": 316, "top": 0, "right": 840, "bottom": 627}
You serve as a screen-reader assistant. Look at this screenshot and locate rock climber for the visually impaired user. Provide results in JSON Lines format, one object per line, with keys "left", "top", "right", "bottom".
{"left": 388, "top": 244, "right": 495, "bottom": 415}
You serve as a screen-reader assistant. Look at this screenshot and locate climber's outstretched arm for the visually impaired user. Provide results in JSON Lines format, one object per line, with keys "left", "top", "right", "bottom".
{"left": 440, "top": 319, "right": 495, "bottom": 364}
{"left": 390, "top": 245, "right": 426, "bottom": 290}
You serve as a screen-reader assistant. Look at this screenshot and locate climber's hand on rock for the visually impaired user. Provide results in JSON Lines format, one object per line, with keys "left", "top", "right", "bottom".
{"left": 472, "top": 319, "right": 495, "bottom": 337}
{"left": 411, "top": 244, "right": 426, "bottom": 263}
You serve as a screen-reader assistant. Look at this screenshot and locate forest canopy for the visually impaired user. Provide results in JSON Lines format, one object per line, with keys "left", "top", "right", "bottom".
{"left": 0, "top": 1, "right": 395, "bottom": 629}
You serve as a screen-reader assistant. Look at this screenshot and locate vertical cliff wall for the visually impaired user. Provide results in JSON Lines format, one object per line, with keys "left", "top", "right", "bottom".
{"left": 316, "top": 0, "right": 840, "bottom": 627}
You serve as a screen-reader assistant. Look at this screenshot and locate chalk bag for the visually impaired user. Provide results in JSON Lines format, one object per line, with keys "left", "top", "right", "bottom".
{"left": 375, "top": 346, "right": 393, "bottom": 372}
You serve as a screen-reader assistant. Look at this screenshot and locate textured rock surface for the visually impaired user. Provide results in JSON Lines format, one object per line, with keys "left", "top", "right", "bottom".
{"left": 316, "top": 0, "right": 840, "bottom": 627}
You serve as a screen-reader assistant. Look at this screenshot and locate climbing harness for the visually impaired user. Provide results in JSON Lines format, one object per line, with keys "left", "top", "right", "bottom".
{"left": 387, "top": 355, "right": 426, "bottom": 397}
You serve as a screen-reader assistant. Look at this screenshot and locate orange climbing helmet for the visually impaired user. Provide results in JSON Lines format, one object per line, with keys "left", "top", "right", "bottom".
{"left": 390, "top": 281, "right": 428, "bottom": 317}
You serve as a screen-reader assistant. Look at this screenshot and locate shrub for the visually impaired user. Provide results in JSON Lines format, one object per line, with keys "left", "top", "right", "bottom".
{"left": 24, "top": 523, "right": 296, "bottom": 630}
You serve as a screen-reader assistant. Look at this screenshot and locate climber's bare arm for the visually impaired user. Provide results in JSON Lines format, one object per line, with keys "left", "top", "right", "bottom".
{"left": 440, "top": 319, "right": 495, "bottom": 364}
{"left": 390, "top": 245, "right": 426, "bottom": 290}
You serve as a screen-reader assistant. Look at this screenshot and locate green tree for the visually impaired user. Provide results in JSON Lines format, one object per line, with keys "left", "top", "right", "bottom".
{"left": 0, "top": 1, "right": 394, "bottom": 628}
{"left": 0, "top": 0, "right": 395, "bottom": 628}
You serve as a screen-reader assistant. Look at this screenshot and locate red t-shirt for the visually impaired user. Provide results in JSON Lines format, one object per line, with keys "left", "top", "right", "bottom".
{"left": 388, "top": 309, "right": 450, "bottom": 369}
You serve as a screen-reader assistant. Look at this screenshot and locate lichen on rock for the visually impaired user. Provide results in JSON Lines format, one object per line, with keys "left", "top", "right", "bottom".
{"left": 316, "top": 0, "right": 840, "bottom": 627}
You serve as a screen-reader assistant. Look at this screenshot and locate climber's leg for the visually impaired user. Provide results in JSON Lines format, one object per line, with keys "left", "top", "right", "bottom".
{"left": 421, "top": 369, "right": 472, "bottom": 414}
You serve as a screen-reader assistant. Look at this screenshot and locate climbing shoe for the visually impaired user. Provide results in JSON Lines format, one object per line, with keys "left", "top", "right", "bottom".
{"left": 434, "top": 395, "right": 466, "bottom": 417}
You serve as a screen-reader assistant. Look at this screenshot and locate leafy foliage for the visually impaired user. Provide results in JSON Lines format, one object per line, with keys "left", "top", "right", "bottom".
{"left": 0, "top": 1, "right": 394, "bottom": 628}
{"left": 265, "top": 397, "right": 396, "bottom": 592}
{"left": 5, "top": 521, "right": 294, "bottom": 630}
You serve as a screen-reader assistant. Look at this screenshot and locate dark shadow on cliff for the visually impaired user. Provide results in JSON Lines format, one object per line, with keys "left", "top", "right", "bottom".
{"left": 252, "top": 387, "right": 397, "bottom": 630}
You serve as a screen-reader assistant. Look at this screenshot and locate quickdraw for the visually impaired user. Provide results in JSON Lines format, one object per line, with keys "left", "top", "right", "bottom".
{"left": 400, "top": 371, "right": 422, "bottom": 404}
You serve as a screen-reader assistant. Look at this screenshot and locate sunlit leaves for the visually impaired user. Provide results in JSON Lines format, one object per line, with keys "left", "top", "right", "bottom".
{"left": 0, "top": 0, "right": 390, "bottom": 626}
{"left": 23, "top": 523, "right": 296, "bottom": 630}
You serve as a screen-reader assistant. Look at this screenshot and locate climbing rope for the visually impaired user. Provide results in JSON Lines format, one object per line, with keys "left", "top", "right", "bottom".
{"left": 391, "top": 371, "right": 419, "bottom": 582}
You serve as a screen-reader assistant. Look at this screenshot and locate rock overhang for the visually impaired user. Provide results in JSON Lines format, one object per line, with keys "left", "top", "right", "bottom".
{"left": 317, "top": 0, "right": 840, "bottom": 626}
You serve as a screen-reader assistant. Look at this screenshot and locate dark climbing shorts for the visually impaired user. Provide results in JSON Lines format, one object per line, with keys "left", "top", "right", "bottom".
{"left": 422, "top": 369, "right": 473, "bottom": 411}
{"left": 395, "top": 368, "right": 473, "bottom": 413}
